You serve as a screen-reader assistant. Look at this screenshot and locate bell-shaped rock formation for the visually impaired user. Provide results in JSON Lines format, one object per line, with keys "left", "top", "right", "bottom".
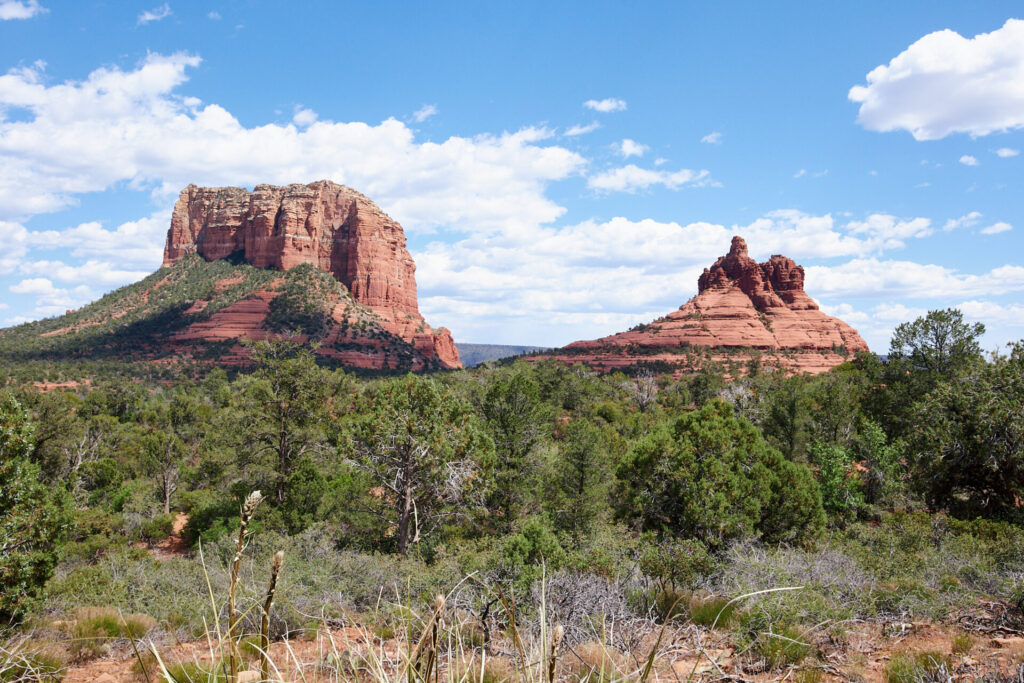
{"left": 534, "top": 236, "right": 868, "bottom": 376}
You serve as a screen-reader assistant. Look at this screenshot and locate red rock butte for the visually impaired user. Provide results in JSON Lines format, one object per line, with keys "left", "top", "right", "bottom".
{"left": 162, "top": 180, "right": 460, "bottom": 369}
{"left": 535, "top": 235, "right": 869, "bottom": 375}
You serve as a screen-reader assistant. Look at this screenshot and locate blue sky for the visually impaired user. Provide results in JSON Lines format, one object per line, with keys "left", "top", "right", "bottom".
{"left": 1, "top": 1, "right": 1023, "bottom": 351}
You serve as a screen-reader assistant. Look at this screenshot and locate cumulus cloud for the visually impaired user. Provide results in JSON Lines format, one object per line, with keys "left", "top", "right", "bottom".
{"left": 981, "top": 221, "right": 1012, "bottom": 235}
{"left": 564, "top": 121, "right": 599, "bottom": 136}
{"left": 849, "top": 19, "right": 1024, "bottom": 140}
{"left": 588, "top": 165, "right": 714, "bottom": 192}
{"left": 0, "top": 53, "right": 584, "bottom": 238}
{"left": 996, "top": 147, "right": 1020, "bottom": 157}
{"left": 583, "top": 98, "right": 626, "bottom": 113}
{"left": 412, "top": 104, "right": 437, "bottom": 122}
{"left": 957, "top": 300, "right": 1024, "bottom": 326}
{"left": 701, "top": 131, "right": 722, "bottom": 144}
{"left": 617, "top": 138, "right": 648, "bottom": 158}
{"left": 0, "top": 0, "right": 45, "bottom": 19}
{"left": 8, "top": 277, "right": 94, "bottom": 317}
{"left": 18, "top": 260, "right": 151, "bottom": 285}
{"left": 137, "top": 3, "right": 171, "bottom": 24}
{"left": 0, "top": 52, "right": 594, "bottom": 322}
{"left": 793, "top": 169, "right": 806, "bottom": 178}
{"left": 207, "top": 11, "right": 220, "bottom": 20}
{"left": 415, "top": 209, "right": 950, "bottom": 344}
{"left": 26, "top": 211, "right": 170, "bottom": 269}
{"left": 806, "top": 259, "right": 1024, "bottom": 299}
{"left": 0, "top": 220, "right": 28, "bottom": 272}
{"left": 292, "top": 107, "right": 317, "bottom": 127}
{"left": 959, "top": 154, "right": 979, "bottom": 166}
{"left": 942, "top": 212, "right": 983, "bottom": 231}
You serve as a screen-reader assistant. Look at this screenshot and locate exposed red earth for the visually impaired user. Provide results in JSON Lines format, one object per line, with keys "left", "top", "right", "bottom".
{"left": 533, "top": 236, "right": 869, "bottom": 376}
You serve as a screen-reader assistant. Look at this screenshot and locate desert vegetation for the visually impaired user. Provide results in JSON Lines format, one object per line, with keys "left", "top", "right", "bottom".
{"left": 1, "top": 309, "right": 1023, "bottom": 680}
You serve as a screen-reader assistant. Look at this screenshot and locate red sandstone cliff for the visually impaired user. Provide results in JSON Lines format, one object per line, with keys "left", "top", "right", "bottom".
{"left": 537, "top": 236, "right": 868, "bottom": 375}
{"left": 162, "top": 181, "right": 460, "bottom": 369}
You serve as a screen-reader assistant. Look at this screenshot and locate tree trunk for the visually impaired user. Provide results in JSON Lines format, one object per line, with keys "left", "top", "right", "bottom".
{"left": 397, "top": 483, "right": 413, "bottom": 555}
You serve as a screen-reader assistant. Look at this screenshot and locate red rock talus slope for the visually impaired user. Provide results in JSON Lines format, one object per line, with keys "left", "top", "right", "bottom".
{"left": 535, "top": 236, "right": 868, "bottom": 375}
{"left": 163, "top": 181, "right": 459, "bottom": 369}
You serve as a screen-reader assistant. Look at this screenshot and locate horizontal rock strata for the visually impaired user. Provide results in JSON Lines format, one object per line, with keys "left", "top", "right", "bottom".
{"left": 534, "top": 236, "right": 868, "bottom": 376}
{"left": 162, "top": 181, "right": 459, "bottom": 368}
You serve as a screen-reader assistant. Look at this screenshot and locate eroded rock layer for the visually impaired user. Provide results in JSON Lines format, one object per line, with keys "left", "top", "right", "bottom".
{"left": 162, "top": 181, "right": 459, "bottom": 369}
{"left": 536, "top": 236, "right": 868, "bottom": 376}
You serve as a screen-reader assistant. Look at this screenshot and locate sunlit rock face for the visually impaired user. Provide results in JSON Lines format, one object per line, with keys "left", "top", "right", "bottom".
{"left": 535, "top": 235, "right": 869, "bottom": 376}
{"left": 163, "top": 180, "right": 460, "bottom": 369}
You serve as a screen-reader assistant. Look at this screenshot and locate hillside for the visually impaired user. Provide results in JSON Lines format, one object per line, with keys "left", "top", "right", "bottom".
{"left": 0, "top": 180, "right": 462, "bottom": 372}
{"left": 0, "top": 256, "right": 451, "bottom": 371}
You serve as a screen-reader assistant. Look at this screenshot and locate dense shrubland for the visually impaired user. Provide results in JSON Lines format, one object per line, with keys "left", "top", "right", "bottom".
{"left": 2, "top": 308, "right": 1023, "bottom": 679}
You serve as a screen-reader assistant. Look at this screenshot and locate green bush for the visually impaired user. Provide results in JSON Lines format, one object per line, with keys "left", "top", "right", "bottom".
{"left": 0, "top": 395, "right": 73, "bottom": 623}
{"left": 638, "top": 537, "right": 717, "bottom": 589}
{"left": 617, "top": 400, "right": 824, "bottom": 547}
{"left": 140, "top": 513, "right": 176, "bottom": 544}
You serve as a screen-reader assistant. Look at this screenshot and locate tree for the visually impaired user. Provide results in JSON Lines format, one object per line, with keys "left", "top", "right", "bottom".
{"left": 0, "top": 395, "right": 73, "bottom": 622}
{"left": 617, "top": 399, "right": 823, "bottom": 546}
{"left": 889, "top": 308, "right": 985, "bottom": 376}
{"left": 624, "top": 369, "right": 658, "bottom": 413}
{"left": 808, "top": 441, "right": 862, "bottom": 523}
{"left": 237, "top": 338, "right": 334, "bottom": 504}
{"left": 139, "top": 389, "right": 210, "bottom": 514}
{"left": 761, "top": 376, "right": 809, "bottom": 460}
{"left": 908, "top": 343, "right": 1024, "bottom": 519}
{"left": 345, "top": 375, "right": 494, "bottom": 554}
{"left": 881, "top": 309, "right": 986, "bottom": 441}
{"left": 481, "top": 370, "right": 546, "bottom": 530}
{"left": 550, "top": 418, "right": 608, "bottom": 548}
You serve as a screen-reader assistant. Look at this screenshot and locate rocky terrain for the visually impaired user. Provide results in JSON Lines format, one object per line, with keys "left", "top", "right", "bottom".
{"left": 533, "top": 236, "right": 868, "bottom": 375}
{"left": 0, "top": 181, "right": 460, "bottom": 371}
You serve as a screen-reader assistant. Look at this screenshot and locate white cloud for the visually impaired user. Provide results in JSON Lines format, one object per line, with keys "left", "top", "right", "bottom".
{"left": 0, "top": 0, "right": 45, "bottom": 20}
{"left": 959, "top": 154, "right": 979, "bottom": 166}
{"left": 956, "top": 300, "right": 1024, "bottom": 326}
{"left": 587, "top": 165, "right": 713, "bottom": 193}
{"left": 9, "top": 277, "right": 94, "bottom": 317}
{"left": 207, "top": 11, "right": 220, "bottom": 20}
{"left": 942, "top": 211, "right": 983, "bottom": 231}
{"left": 996, "top": 147, "right": 1020, "bottom": 157}
{"left": 583, "top": 98, "right": 626, "bottom": 113}
{"left": 26, "top": 211, "right": 170, "bottom": 269}
{"left": 617, "top": 138, "right": 648, "bottom": 158}
{"left": 412, "top": 104, "right": 437, "bottom": 122}
{"left": 849, "top": 19, "right": 1024, "bottom": 140}
{"left": 846, "top": 213, "right": 932, "bottom": 248}
{"left": 700, "top": 131, "right": 722, "bottom": 144}
{"left": 137, "top": 3, "right": 171, "bottom": 25}
{"left": 793, "top": 169, "right": 806, "bottom": 178}
{"left": 981, "top": 221, "right": 1012, "bottom": 235}
{"left": 18, "top": 260, "right": 151, "bottom": 285}
{"left": 0, "top": 220, "right": 28, "bottom": 272}
{"left": 0, "top": 54, "right": 584, "bottom": 239}
{"left": 806, "top": 259, "right": 1024, "bottom": 299}
{"left": 564, "top": 121, "right": 599, "bottom": 136}
{"left": 292, "top": 107, "right": 317, "bottom": 127}
{"left": 415, "top": 209, "right": 950, "bottom": 344}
